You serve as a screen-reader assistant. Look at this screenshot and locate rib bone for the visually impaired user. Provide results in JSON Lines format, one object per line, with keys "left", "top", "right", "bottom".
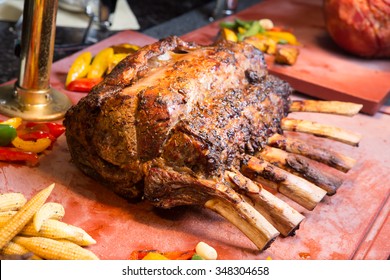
{"left": 281, "top": 118, "right": 362, "bottom": 146}
{"left": 267, "top": 133, "right": 356, "bottom": 172}
{"left": 225, "top": 170, "right": 305, "bottom": 236}
{"left": 258, "top": 146, "right": 343, "bottom": 195}
{"left": 205, "top": 198, "right": 279, "bottom": 251}
{"left": 289, "top": 100, "right": 363, "bottom": 116}
{"left": 241, "top": 156, "right": 327, "bottom": 210}
{"left": 144, "top": 164, "right": 279, "bottom": 251}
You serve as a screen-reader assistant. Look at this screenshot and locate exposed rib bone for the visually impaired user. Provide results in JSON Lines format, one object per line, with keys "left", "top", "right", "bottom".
{"left": 144, "top": 165, "right": 279, "bottom": 251}
{"left": 258, "top": 146, "right": 343, "bottom": 195}
{"left": 267, "top": 134, "right": 356, "bottom": 172}
{"left": 281, "top": 118, "right": 362, "bottom": 146}
{"left": 225, "top": 170, "right": 305, "bottom": 236}
{"left": 289, "top": 100, "right": 363, "bottom": 116}
{"left": 241, "top": 156, "right": 327, "bottom": 211}
{"left": 205, "top": 197, "right": 279, "bottom": 251}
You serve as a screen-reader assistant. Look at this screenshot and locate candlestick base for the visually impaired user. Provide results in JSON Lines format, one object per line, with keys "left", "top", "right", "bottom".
{"left": 0, "top": 84, "right": 72, "bottom": 121}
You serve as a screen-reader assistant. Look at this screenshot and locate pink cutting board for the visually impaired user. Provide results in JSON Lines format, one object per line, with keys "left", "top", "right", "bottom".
{"left": 182, "top": 0, "right": 390, "bottom": 116}
{"left": 0, "top": 30, "right": 389, "bottom": 260}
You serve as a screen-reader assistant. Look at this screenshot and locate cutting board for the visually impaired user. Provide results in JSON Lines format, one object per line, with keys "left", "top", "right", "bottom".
{"left": 0, "top": 29, "right": 389, "bottom": 260}
{"left": 182, "top": 0, "right": 390, "bottom": 116}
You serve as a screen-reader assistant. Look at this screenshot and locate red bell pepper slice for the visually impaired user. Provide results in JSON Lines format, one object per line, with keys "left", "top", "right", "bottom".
{"left": 25, "top": 122, "right": 65, "bottom": 139}
{"left": 0, "top": 147, "right": 39, "bottom": 166}
{"left": 18, "top": 131, "right": 56, "bottom": 142}
{"left": 66, "top": 77, "right": 103, "bottom": 93}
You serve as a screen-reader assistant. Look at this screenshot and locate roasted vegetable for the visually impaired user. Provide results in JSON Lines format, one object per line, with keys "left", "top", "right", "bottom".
{"left": 220, "top": 18, "right": 300, "bottom": 65}
{"left": 0, "top": 124, "right": 17, "bottom": 146}
{"left": 66, "top": 43, "right": 140, "bottom": 92}
{"left": 0, "top": 147, "right": 39, "bottom": 166}
{"left": 87, "top": 48, "right": 114, "bottom": 79}
{"left": 128, "top": 242, "right": 216, "bottom": 260}
{"left": 11, "top": 137, "right": 51, "bottom": 154}
{"left": 275, "top": 46, "right": 300, "bottom": 65}
{"left": 65, "top": 52, "right": 92, "bottom": 86}
{"left": 66, "top": 77, "right": 103, "bottom": 93}
{"left": 0, "top": 119, "right": 65, "bottom": 165}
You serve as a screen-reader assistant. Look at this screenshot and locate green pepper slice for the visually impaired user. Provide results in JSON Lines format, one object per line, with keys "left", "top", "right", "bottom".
{"left": 0, "top": 124, "right": 17, "bottom": 146}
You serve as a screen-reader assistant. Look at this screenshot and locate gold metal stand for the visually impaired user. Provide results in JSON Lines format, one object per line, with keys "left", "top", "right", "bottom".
{"left": 0, "top": 0, "right": 72, "bottom": 121}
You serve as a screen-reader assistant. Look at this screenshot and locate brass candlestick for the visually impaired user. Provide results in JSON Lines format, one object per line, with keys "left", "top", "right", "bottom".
{"left": 0, "top": 0, "right": 72, "bottom": 121}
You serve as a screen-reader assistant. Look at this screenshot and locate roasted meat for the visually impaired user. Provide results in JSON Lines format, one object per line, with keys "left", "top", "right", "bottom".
{"left": 64, "top": 36, "right": 362, "bottom": 250}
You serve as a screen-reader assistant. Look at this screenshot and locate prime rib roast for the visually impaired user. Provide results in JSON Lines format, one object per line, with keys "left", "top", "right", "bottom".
{"left": 64, "top": 36, "right": 362, "bottom": 250}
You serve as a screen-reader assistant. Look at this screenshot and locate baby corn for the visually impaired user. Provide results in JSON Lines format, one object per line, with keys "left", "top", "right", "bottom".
{"left": 21, "top": 219, "right": 96, "bottom": 246}
{"left": 33, "top": 202, "right": 65, "bottom": 231}
{"left": 14, "top": 236, "right": 99, "bottom": 260}
{"left": 0, "top": 193, "right": 27, "bottom": 212}
{"left": 0, "top": 184, "right": 55, "bottom": 249}
{"left": 0, "top": 240, "right": 42, "bottom": 260}
{"left": 0, "top": 211, "right": 16, "bottom": 225}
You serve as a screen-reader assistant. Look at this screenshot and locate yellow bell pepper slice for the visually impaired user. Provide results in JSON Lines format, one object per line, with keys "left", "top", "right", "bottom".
{"left": 221, "top": 28, "right": 238, "bottom": 42}
{"left": 107, "top": 53, "right": 129, "bottom": 74}
{"left": 142, "top": 252, "right": 169, "bottom": 260}
{"left": 66, "top": 52, "right": 92, "bottom": 86}
{"left": 0, "top": 117, "right": 22, "bottom": 129}
{"left": 11, "top": 137, "right": 51, "bottom": 153}
{"left": 265, "top": 31, "right": 298, "bottom": 45}
{"left": 87, "top": 48, "right": 114, "bottom": 79}
{"left": 237, "top": 27, "right": 247, "bottom": 34}
{"left": 115, "top": 43, "right": 140, "bottom": 52}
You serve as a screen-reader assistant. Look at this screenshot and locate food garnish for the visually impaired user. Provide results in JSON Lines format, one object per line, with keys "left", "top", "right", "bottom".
{"left": 0, "top": 117, "right": 65, "bottom": 166}
{"left": 66, "top": 43, "right": 140, "bottom": 92}
{"left": 0, "top": 184, "right": 98, "bottom": 260}
{"left": 129, "top": 241, "right": 216, "bottom": 260}
{"left": 220, "top": 18, "right": 300, "bottom": 65}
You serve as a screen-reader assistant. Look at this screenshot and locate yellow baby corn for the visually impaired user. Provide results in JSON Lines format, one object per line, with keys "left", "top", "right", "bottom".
{"left": 14, "top": 236, "right": 99, "bottom": 260}
{"left": 33, "top": 202, "right": 65, "bottom": 231}
{"left": 21, "top": 219, "right": 96, "bottom": 246}
{"left": 0, "top": 184, "right": 55, "bottom": 250}
{"left": 0, "top": 240, "right": 42, "bottom": 260}
{"left": 0, "top": 193, "right": 27, "bottom": 212}
{"left": 0, "top": 211, "right": 16, "bottom": 225}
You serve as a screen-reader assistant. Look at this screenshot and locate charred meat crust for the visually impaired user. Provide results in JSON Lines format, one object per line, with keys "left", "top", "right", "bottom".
{"left": 64, "top": 36, "right": 292, "bottom": 200}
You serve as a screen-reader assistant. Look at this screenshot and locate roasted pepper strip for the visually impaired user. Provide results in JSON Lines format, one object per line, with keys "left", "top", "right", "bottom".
{"left": 87, "top": 48, "right": 114, "bottom": 79}
{"left": 66, "top": 52, "right": 92, "bottom": 86}
{"left": 18, "top": 131, "right": 56, "bottom": 143}
{"left": 221, "top": 28, "right": 238, "bottom": 42}
{"left": 11, "top": 137, "right": 51, "bottom": 153}
{"left": 265, "top": 31, "right": 299, "bottom": 45}
{"left": 66, "top": 77, "right": 103, "bottom": 93}
{"left": 129, "top": 250, "right": 158, "bottom": 260}
{"left": 0, "top": 147, "right": 39, "bottom": 166}
{"left": 0, "top": 117, "right": 22, "bottom": 129}
{"left": 142, "top": 252, "right": 169, "bottom": 260}
{"left": 162, "top": 250, "right": 195, "bottom": 260}
{"left": 0, "top": 124, "right": 17, "bottom": 146}
{"left": 25, "top": 122, "right": 65, "bottom": 139}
